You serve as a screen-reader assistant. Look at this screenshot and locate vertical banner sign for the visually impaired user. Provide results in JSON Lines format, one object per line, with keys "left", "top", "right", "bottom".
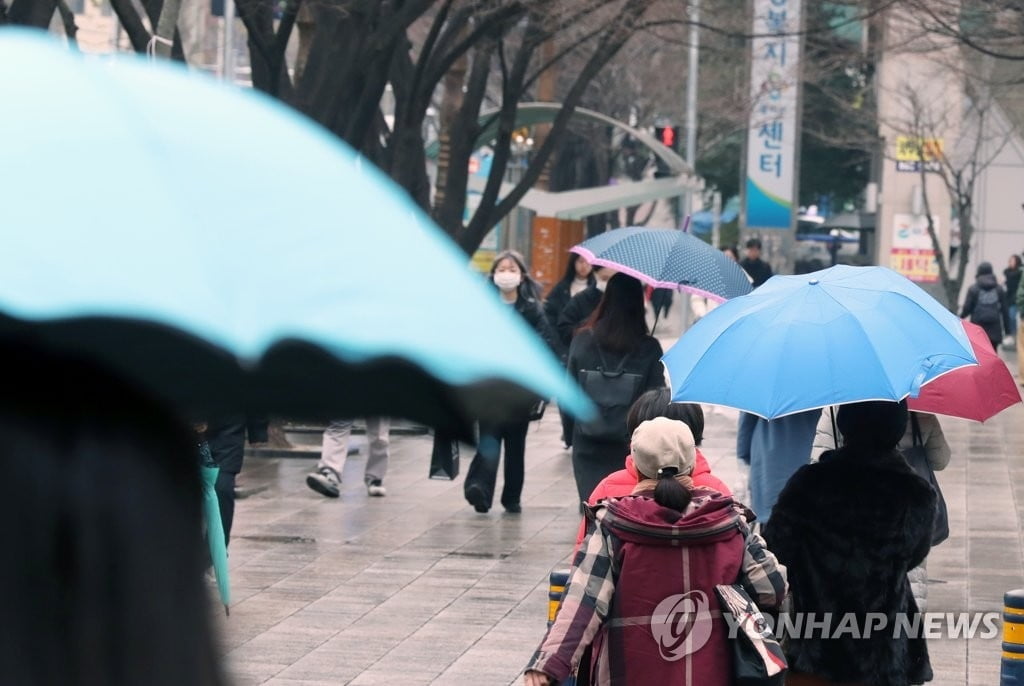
{"left": 745, "top": 0, "right": 802, "bottom": 229}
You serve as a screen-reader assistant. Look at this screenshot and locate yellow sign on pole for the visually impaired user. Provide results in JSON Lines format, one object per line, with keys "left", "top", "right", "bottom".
{"left": 895, "top": 136, "right": 943, "bottom": 162}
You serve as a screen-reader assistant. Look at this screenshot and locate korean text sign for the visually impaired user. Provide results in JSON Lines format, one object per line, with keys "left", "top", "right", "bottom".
{"left": 745, "top": 0, "right": 802, "bottom": 229}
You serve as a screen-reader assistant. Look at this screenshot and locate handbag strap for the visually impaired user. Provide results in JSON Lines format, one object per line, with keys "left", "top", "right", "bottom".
{"left": 911, "top": 412, "right": 923, "bottom": 448}
{"left": 595, "top": 341, "right": 631, "bottom": 374}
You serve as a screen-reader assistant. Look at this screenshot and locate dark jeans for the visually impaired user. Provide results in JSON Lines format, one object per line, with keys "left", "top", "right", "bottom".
{"left": 558, "top": 404, "right": 574, "bottom": 447}
{"left": 214, "top": 469, "right": 236, "bottom": 546}
{"left": 464, "top": 420, "right": 530, "bottom": 509}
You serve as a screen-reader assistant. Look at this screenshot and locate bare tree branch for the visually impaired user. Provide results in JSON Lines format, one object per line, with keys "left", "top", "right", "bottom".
{"left": 109, "top": 0, "right": 152, "bottom": 53}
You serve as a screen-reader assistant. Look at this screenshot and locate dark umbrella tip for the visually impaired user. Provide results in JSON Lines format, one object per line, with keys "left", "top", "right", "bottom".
{"left": 224, "top": 605, "right": 230, "bottom": 617}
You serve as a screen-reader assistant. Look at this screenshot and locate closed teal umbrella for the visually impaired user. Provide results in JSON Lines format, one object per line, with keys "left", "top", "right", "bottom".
{"left": 0, "top": 31, "right": 592, "bottom": 432}
{"left": 198, "top": 443, "right": 230, "bottom": 614}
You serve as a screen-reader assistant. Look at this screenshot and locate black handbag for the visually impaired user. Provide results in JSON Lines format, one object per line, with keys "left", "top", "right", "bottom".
{"left": 902, "top": 414, "right": 950, "bottom": 546}
{"left": 428, "top": 431, "right": 460, "bottom": 480}
{"left": 715, "top": 584, "right": 787, "bottom": 686}
{"left": 528, "top": 399, "right": 548, "bottom": 422}
{"left": 576, "top": 348, "right": 642, "bottom": 443}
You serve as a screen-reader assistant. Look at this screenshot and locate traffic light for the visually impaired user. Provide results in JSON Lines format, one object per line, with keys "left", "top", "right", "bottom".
{"left": 654, "top": 125, "right": 680, "bottom": 151}
{"left": 653, "top": 125, "right": 680, "bottom": 177}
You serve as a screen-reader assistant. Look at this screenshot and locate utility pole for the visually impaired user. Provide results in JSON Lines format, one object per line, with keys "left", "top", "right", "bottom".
{"left": 679, "top": 0, "right": 700, "bottom": 333}
{"left": 683, "top": 0, "right": 700, "bottom": 223}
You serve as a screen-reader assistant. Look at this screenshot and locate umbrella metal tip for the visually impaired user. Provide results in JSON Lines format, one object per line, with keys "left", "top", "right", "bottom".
{"left": 809, "top": 279, "right": 820, "bottom": 285}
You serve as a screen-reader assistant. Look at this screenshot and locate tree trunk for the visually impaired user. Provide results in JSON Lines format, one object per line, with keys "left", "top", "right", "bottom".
{"left": 6, "top": 0, "right": 57, "bottom": 26}
{"left": 533, "top": 38, "right": 558, "bottom": 191}
{"left": 431, "top": 25, "right": 470, "bottom": 227}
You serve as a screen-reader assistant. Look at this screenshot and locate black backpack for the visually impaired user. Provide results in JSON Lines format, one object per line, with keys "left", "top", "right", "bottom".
{"left": 971, "top": 287, "right": 1000, "bottom": 326}
{"left": 576, "top": 347, "right": 643, "bottom": 443}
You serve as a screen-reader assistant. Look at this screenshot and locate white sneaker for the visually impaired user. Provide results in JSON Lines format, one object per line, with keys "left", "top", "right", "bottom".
{"left": 306, "top": 467, "right": 340, "bottom": 498}
{"left": 366, "top": 479, "right": 386, "bottom": 497}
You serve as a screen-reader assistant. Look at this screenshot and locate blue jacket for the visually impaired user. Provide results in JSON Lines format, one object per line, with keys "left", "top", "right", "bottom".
{"left": 736, "top": 409, "right": 821, "bottom": 522}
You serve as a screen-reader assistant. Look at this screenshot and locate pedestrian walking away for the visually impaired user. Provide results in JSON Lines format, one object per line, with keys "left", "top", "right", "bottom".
{"left": 0, "top": 341, "right": 224, "bottom": 686}
{"left": 812, "top": 407, "right": 951, "bottom": 611}
{"left": 736, "top": 409, "right": 820, "bottom": 523}
{"left": 206, "top": 414, "right": 268, "bottom": 545}
{"left": 739, "top": 237, "right": 773, "bottom": 288}
{"left": 1004, "top": 254, "right": 1022, "bottom": 335}
{"left": 960, "top": 261, "right": 1011, "bottom": 352}
{"left": 567, "top": 273, "right": 666, "bottom": 505}
{"left": 576, "top": 387, "right": 731, "bottom": 546}
{"left": 525, "top": 418, "right": 788, "bottom": 686}
{"left": 544, "top": 253, "right": 595, "bottom": 449}
{"left": 464, "top": 251, "right": 561, "bottom": 514}
{"left": 307, "top": 418, "right": 390, "bottom": 498}
{"left": 764, "top": 400, "right": 936, "bottom": 686}
{"left": 1018, "top": 265, "right": 1024, "bottom": 383}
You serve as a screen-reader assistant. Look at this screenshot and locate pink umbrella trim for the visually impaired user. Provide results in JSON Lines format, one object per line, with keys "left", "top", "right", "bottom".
{"left": 569, "top": 245, "right": 728, "bottom": 303}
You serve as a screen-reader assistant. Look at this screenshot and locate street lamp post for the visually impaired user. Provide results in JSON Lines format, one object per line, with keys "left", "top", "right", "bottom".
{"left": 506, "top": 133, "right": 534, "bottom": 254}
{"left": 222, "top": 0, "right": 236, "bottom": 82}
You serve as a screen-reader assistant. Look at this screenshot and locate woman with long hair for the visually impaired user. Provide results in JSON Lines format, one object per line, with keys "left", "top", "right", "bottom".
{"left": 543, "top": 253, "right": 594, "bottom": 326}
{"left": 543, "top": 253, "right": 595, "bottom": 448}
{"left": 0, "top": 341, "right": 224, "bottom": 686}
{"left": 464, "top": 250, "right": 560, "bottom": 514}
{"left": 524, "top": 418, "right": 787, "bottom": 685}
{"left": 566, "top": 273, "right": 665, "bottom": 504}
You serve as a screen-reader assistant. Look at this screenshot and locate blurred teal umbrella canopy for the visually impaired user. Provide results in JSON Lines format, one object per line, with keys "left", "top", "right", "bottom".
{"left": 0, "top": 30, "right": 592, "bottom": 434}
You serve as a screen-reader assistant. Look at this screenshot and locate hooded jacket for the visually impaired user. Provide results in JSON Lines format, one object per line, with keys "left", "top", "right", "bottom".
{"left": 529, "top": 489, "right": 788, "bottom": 685}
{"left": 575, "top": 450, "right": 733, "bottom": 545}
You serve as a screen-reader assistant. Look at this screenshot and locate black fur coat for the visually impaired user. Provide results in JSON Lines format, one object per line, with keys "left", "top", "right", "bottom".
{"left": 763, "top": 447, "right": 936, "bottom": 685}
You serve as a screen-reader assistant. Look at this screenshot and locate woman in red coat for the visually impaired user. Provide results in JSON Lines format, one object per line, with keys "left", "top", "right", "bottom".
{"left": 575, "top": 388, "right": 731, "bottom": 546}
{"left": 526, "top": 418, "right": 787, "bottom": 685}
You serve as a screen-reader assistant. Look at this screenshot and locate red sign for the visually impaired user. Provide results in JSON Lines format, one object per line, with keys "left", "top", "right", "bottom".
{"left": 890, "top": 248, "right": 938, "bottom": 283}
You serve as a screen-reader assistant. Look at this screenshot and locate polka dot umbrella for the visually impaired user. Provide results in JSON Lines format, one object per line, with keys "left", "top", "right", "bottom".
{"left": 570, "top": 227, "right": 753, "bottom": 302}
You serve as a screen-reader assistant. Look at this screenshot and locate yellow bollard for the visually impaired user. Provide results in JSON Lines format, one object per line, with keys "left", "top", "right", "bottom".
{"left": 1002, "top": 590, "right": 1024, "bottom": 685}
{"left": 548, "top": 569, "right": 570, "bottom": 626}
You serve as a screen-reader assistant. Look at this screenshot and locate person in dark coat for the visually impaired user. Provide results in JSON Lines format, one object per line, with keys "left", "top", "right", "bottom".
{"left": 566, "top": 273, "right": 666, "bottom": 504}
{"left": 1005, "top": 254, "right": 1022, "bottom": 327}
{"left": 544, "top": 255, "right": 595, "bottom": 449}
{"left": 465, "top": 250, "right": 560, "bottom": 514}
{"left": 555, "top": 266, "right": 616, "bottom": 348}
{"left": 543, "top": 253, "right": 595, "bottom": 327}
{"left": 959, "top": 261, "right": 1011, "bottom": 351}
{"left": 554, "top": 265, "right": 614, "bottom": 448}
{"left": 764, "top": 400, "right": 935, "bottom": 686}
{"left": 739, "top": 237, "right": 773, "bottom": 288}
{"left": 205, "top": 414, "right": 268, "bottom": 545}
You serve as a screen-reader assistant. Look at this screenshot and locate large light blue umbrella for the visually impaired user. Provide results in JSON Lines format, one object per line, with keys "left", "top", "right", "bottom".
{"left": 663, "top": 265, "right": 978, "bottom": 419}
{"left": 0, "top": 30, "right": 592, "bottom": 433}
{"left": 571, "top": 227, "right": 753, "bottom": 302}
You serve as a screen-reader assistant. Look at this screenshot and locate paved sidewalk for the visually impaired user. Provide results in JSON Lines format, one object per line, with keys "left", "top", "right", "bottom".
{"left": 219, "top": 360, "right": 1023, "bottom": 685}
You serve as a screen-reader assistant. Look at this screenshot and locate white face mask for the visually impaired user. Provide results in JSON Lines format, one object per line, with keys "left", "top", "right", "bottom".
{"left": 493, "top": 272, "right": 522, "bottom": 292}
